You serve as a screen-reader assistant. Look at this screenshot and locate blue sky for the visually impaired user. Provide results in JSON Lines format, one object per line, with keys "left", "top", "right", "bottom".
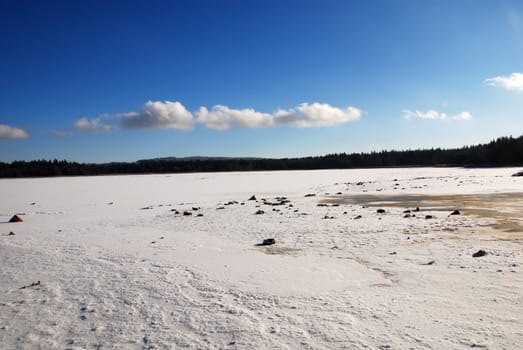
{"left": 0, "top": 0, "right": 522, "bottom": 163}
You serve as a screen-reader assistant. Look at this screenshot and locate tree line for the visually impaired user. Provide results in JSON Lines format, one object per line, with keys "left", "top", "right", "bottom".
{"left": 1, "top": 135, "right": 522, "bottom": 178}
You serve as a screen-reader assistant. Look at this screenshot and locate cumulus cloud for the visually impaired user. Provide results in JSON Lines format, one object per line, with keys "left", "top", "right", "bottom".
{"left": 484, "top": 72, "right": 523, "bottom": 91}
{"left": 119, "top": 101, "right": 194, "bottom": 130}
{"left": 403, "top": 109, "right": 472, "bottom": 121}
{"left": 274, "top": 103, "right": 362, "bottom": 127}
{"left": 0, "top": 124, "right": 29, "bottom": 139}
{"left": 196, "top": 105, "right": 273, "bottom": 130}
{"left": 196, "top": 102, "right": 362, "bottom": 130}
{"left": 75, "top": 117, "right": 114, "bottom": 133}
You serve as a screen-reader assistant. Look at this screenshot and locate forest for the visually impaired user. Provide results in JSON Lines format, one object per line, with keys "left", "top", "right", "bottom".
{"left": 1, "top": 135, "right": 522, "bottom": 178}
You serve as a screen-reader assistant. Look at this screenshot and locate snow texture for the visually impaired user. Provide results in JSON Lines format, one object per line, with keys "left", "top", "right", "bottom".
{"left": 0, "top": 167, "right": 522, "bottom": 349}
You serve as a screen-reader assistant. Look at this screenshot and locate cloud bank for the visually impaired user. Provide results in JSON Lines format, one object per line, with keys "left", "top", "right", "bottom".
{"left": 0, "top": 124, "right": 29, "bottom": 139}
{"left": 484, "top": 72, "right": 523, "bottom": 91}
{"left": 75, "top": 117, "right": 114, "bottom": 133}
{"left": 197, "top": 102, "right": 362, "bottom": 130}
{"left": 74, "top": 101, "right": 363, "bottom": 133}
{"left": 403, "top": 109, "right": 472, "bottom": 121}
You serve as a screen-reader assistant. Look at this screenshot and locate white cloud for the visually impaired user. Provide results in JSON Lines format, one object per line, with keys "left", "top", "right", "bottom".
{"left": 196, "top": 105, "right": 273, "bottom": 130}
{"left": 274, "top": 102, "right": 362, "bottom": 127}
{"left": 119, "top": 101, "right": 194, "bottom": 130}
{"left": 75, "top": 117, "right": 114, "bottom": 133}
{"left": 484, "top": 72, "right": 523, "bottom": 91}
{"left": 0, "top": 124, "right": 29, "bottom": 139}
{"left": 196, "top": 102, "right": 362, "bottom": 130}
{"left": 403, "top": 109, "right": 472, "bottom": 121}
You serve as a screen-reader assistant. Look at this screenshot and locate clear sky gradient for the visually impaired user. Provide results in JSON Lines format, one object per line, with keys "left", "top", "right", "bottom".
{"left": 1, "top": 0, "right": 522, "bottom": 162}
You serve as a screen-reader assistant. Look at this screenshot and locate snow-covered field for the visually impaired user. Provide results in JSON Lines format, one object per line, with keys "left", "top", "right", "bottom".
{"left": 1, "top": 167, "right": 522, "bottom": 349}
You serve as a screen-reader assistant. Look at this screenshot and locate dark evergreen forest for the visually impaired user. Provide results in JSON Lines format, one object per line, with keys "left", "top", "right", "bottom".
{"left": 1, "top": 135, "right": 522, "bottom": 178}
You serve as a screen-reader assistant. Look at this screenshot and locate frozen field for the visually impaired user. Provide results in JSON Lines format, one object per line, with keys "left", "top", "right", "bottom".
{"left": 0, "top": 167, "right": 522, "bottom": 349}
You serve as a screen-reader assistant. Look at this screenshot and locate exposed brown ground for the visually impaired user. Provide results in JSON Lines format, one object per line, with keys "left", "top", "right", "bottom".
{"left": 323, "top": 192, "right": 523, "bottom": 238}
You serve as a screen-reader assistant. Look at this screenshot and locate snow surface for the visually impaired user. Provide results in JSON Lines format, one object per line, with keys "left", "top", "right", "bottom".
{"left": 0, "top": 167, "right": 522, "bottom": 349}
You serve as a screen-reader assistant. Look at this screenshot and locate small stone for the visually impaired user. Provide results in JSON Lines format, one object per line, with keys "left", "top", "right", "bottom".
{"left": 376, "top": 209, "right": 386, "bottom": 214}
{"left": 183, "top": 211, "right": 192, "bottom": 216}
{"left": 9, "top": 215, "right": 23, "bottom": 223}
{"left": 255, "top": 210, "right": 265, "bottom": 215}
{"left": 450, "top": 210, "right": 461, "bottom": 216}
{"left": 425, "top": 215, "right": 433, "bottom": 219}
{"left": 472, "top": 249, "right": 487, "bottom": 258}
{"left": 304, "top": 193, "right": 316, "bottom": 197}
{"left": 353, "top": 215, "right": 362, "bottom": 220}
{"left": 8, "top": 232, "right": 15, "bottom": 236}
{"left": 248, "top": 195, "right": 257, "bottom": 201}
{"left": 261, "top": 238, "right": 276, "bottom": 246}
{"left": 196, "top": 213, "right": 204, "bottom": 217}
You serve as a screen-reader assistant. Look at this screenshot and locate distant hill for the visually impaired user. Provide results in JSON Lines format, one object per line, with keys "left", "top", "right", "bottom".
{"left": 1, "top": 135, "right": 522, "bottom": 178}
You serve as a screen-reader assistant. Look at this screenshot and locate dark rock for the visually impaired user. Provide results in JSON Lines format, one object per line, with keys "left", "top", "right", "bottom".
{"left": 425, "top": 215, "right": 433, "bottom": 219}
{"left": 336, "top": 192, "right": 342, "bottom": 195}
{"left": 8, "top": 231, "right": 15, "bottom": 236}
{"left": 216, "top": 206, "right": 225, "bottom": 210}
{"left": 261, "top": 238, "right": 276, "bottom": 246}
{"left": 20, "top": 280, "right": 41, "bottom": 289}
{"left": 403, "top": 209, "right": 411, "bottom": 213}
{"left": 255, "top": 210, "right": 265, "bottom": 215}
{"left": 353, "top": 215, "right": 362, "bottom": 219}
{"left": 192, "top": 207, "right": 200, "bottom": 211}
{"left": 304, "top": 193, "right": 316, "bottom": 197}
{"left": 196, "top": 213, "right": 204, "bottom": 217}
{"left": 356, "top": 182, "right": 364, "bottom": 186}
{"left": 415, "top": 207, "right": 420, "bottom": 212}
{"left": 376, "top": 209, "right": 386, "bottom": 214}
{"left": 450, "top": 210, "right": 461, "bottom": 216}
{"left": 183, "top": 211, "right": 192, "bottom": 216}
{"left": 248, "top": 195, "right": 257, "bottom": 201}
{"left": 403, "top": 214, "right": 411, "bottom": 218}
{"left": 107, "top": 202, "right": 114, "bottom": 205}
{"left": 512, "top": 171, "right": 523, "bottom": 177}
{"left": 423, "top": 260, "right": 436, "bottom": 265}
{"left": 9, "top": 215, "right": 23, "bottom": 223}
{"left": 472, "top": 249, "right": 487, "bottom": 258}
{"left": 317, "top": 203, "right": 328, "bottom": 207}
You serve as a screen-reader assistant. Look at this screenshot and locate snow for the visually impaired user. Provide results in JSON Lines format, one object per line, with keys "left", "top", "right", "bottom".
{"left": 0, "top": 167, "right": 522, "bottom": 349}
